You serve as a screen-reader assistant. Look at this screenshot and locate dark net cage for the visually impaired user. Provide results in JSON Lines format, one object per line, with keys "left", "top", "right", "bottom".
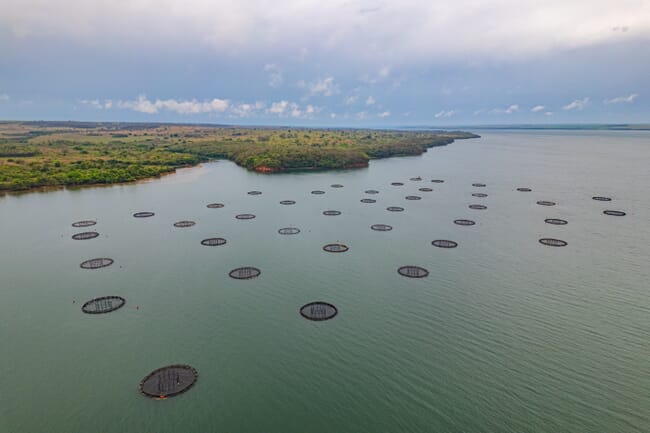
{"left": 371, "top": 224, "right": 393, "bottom": 231}
{"left": 472, "top": 193, "right": 488, "bottom": 198}
{"left": 387, "top": 206, "right": 404, "bottom": 212}
{"left": 206, "top": 203, "right": 225, "bottom": 209}
{"left": 139, "top": 365, "right": 198, "bottom": 399}
{"left": 80, "top": 257, "right": 114, "bottom": 269}
{"left": 72, "top": 220, "right": 96, "bottom": 228}
{"left": 405, "top": 195, "right": 422, "bottom": 200}
{"left": 454, "top": 219, "right": 475, "bottom": 226}
{"left": 72, "top": 231, "right": 99, "bottom": 240}
{"left": 431, "top": 179, "right": 444, "bottom": 183}
{"left": 311, "top": 190, "right": 326, "bottom": 195}
{"left": 603, "top": 210, "right": 626, "bottom": 216}
{"left": 469, "top": 204, "right": 487, "bottom": 210}
{"left": 201, "top": 237, "right": 227, "bottom": 246}
{"left": 391, "top": 182, "right": 404, "bottom": 186}
{"left": 229, "top": 266, "right": 261, "bottom": 279}
{"left": 517, "top": 187, "right": 532, "bottom": 192}
{"left": 280, "top": 200, "right": 296, "bottom": 205}
{"left": 81, "top": 296, "right": 126, "bottom": 314}
{"left": 365, "top": 189, "right": 379, "bottom": 194}
{"left": 592, "top": 196, "right": 612, "bottom": 201}
{"left": 545, "top": 218, "right": 568, "bottom": 225}
{"left": 300, "top": 302, "right": 338, "bottom": 321}
{"left": 360, "top": 198, "right": 377, "bottom": 203}
{"left": 419, "top": 187, "right": 433, "bottom": 192}
{"left": 398, "top": 265, "right": 429, "bottom": 278}
{"left": 410, "top": 177, "right": 422, "bottom": 181}
{"left": 537, "top": 201, "right": 556, "bottom": 206}
{"left": 133, "top": 212, "right": 155, "bottom": 218}
{"left": 331, "top": 184, "right": 344, "bottom": 188}
{"left": 539, "top": 238, "right": 568, "bottom": 247}
{"left": 278, "top": 227, "right": 301, "bottom": 235}
{"left": 472, "top": 183, "right": 487, "bottom": 187}
{"left": 432, "top": 239, "right": 458, "bottom": 248}
{"left": 322, "top": 243, "right": 349, "bottom": 253}
{"left": 247, "top": 190, "right": 262, "bottom": 195}
{"left": 236, "top": 213, "right": 256, "bottom": 220}
{"left": 323, "top": 210, "right": 341, "bottom": 216}
{"left": 173, "top": 220, "right": 196, "bottom": 228}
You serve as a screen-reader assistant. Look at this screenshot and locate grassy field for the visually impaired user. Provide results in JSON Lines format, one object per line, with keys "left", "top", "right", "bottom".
{"left": 0, "top": 121, "right": 478, "bottom": 193}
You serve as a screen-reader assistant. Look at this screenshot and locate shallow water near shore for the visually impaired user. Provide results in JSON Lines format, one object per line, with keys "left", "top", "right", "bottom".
{"left": 1, "top": 130, "right": 649, "bottom": 433}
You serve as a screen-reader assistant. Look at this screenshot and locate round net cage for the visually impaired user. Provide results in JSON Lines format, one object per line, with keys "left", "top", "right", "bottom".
{"left": 323, "top": 210, "right": 341, "bottom": 216}
{"left": 387, "top": 206, "right": 404, "bottom": 212}
{"left": 472, "top": 183, "right": 487, "bottom": 187}
{"left": 81, "top": 296, "right": 126, "bottom": 314}
{"left": 133, "top": 212, "right": 155, "bottom": 218}
{"left": 247, "top": 190, "right": 262, "bottom": 195}
{"left": 592, "top": 196, "right": 612, "bottom": 201}
{"left": 311, "top": 190, "right": 325, "bottom": 195}
{"left": 278, "top": 227, "right": 301, "bottom": 235}
{"left": 72, "top": 231, "right": 99, "bottom": 240}
{"left": 469, "top": 204, "right": 487, "bottom": 210}
{"left": 72, "top": 220, "right": 96, "bottom": 228}
{"left": 405, "top": 195, "right": 421, "bottom": 200}
{"left": 365, "top": 189, "right": 379, "bottom": 194}
{"left": 139, "top": 365, "right": 198, "bottom": 399}
{"left": 419, "top": 187, "right": 433, "bottom": 192}
{"left": 300, "top": 302, "right": 338, "bottom": 321}
{"left": 537, "top": 201, "right": 556, "bottom": 206}
{"left": 201, "top": 237, "right": 227, "bottom": 246}
{"left": 371, "top": 224, "right": 393, "bottom": 231}
{"left": 545, "top": 218, "right": 568, "bottom": 225}
{"left": 398, "top": 265, "right": 429, "bottom": 278}
{"left": 410, "top": 177, "right": 422, "bottom": 181}
{"left": 472, "top": 193, "right": 488, "bottom": 198}
{"left": 173, "top": 220, "right": 196, "bottom": 228}
{"left": 322, "top": 243, "right": 349, "bottom": 253}
{"left": 517, "top": 187, "right": 532, "bottom": 192}
{"left": 603, "top": 210, "right": 626, "bottom": 216}
{"left": 280, "top": 200, "right": 296, "bottom": 205}
{"left": 432, "top": 239, "right": 458, "bottom": 248}
{"left": 331, "top": 184, "right": 344, "bottom": 188}
{"left": 235, "top": 213, "right": 256, "bottom": 220}
{"left": 539, "top": 238, "right": 568, "bottom": 247}
{"left": 206, "top": 203, "right": 224, "bottom": 209}
{"left": 360, "top": 198, "right": 377, "bottom": 203}
{"left": 431, "top": 179, "right": 444, "bottom": 183}
{"left": 229, "top": 266, "right": 261, "bottom": 279}
{"left": 454, "top": 219, "right": 475, "bottom": 226}
{"left": 391, "top": 182, "right": 404, "bottom": 186}
{"left": 80, "top": 257, "right": 114, "bottom": 269}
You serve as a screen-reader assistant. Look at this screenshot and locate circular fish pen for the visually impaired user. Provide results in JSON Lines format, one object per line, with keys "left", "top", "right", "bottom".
{"left": 592, "top": 196, "right": 612, "bottom": 201}
{"left": 472, "top": 183, "right": 486, "bottom": 187}
{"left": 603, "top": 210, "right": 626, "bottom": 216}
{"left": 472, "top": 193, "right": 488, "bottom": 198}
{"left": 80, "top": 258, "right": 114, "bottom": 270}
{"left": 311, "top": 190, "right": 325, "bottom": 195}
{"left": 387, "top": 206, "right": 404, "bottom": 212}
{"left": 247, "top": 190, "right": 262, "bottom": 195}
{"left": 173, "top": 220, "right": 196, "bottom": 228}
{"left": 410, "top": 177, "right": 422, "bottom": 181}
{"left": 322, "top": 243, "right": 349, "bottom": 253}
{"left": 133, "top": 212, "right": 155, "bottom": 218}
{"left": 139, "top": 365, "right": 198, "bottom": 399}
{"left": 405, "top": 195, "right": 422, "bottom": 200}
{"left": 391, "top": 182, "right": 404, "bottom": 186}
{"left": 454, "top": 219, "right": 475, "bottom": 226}
{"left": 365, "top": 189, "right": 379, "bottom": 194}
{"left": 206, "top": 203, "right": 224, "bottom": 209}
{"left": 371, "top": 224, "right": 393, "bottom": 231}
{"left": 235, "top": 214, "right": 256, "bottom": 220}
{"left": 360, "top": 198, "right": 376, "bottom": 203}
{"left": 323, "top": 210, "right": 341, "bottom": 216}
{"left": 81, "top": 296, "right": 126, "bottom": 314}
{"left": 201, "top": 237, "right": 227, "bottom": 246}
{"left": 278, "top": 227, "right": 300, "bottom": 235}
{"left": 469, "top": 204, "right": 487, "bottom": 210}
{"left": 397, "top": 265, "right": 429, "bottom": 278}
{"left": 432, "top": 239, "right": 458, "bottom": 248}
{"left": 72, "top": 220, "right": 96, "bottom": 228}
{"left": 300, "top": 302, "right": 338, "bottom": 321}
{"left": 419, "top": 187, "right": 433, "bottom": 192}
{"left": 228, "top": 266, "right": 261, "bottom": 280}
{"left": 517, "top": 187, "right": 532, "bottom": 192}
{"left": 545, "top": 218, "right": 568, "bottom": 225}
{"left": 537, "top": 201, "right": 556, "bottom": 206}
{"left": 279, "top": 200, "right": 296, "bottom": 205}
{"left": 431, "top": 179, "right": 444, "bottom": 183}
{"left": 331, "top": 184, "right": 344, "bottom": 188}
{"left": 72, "top": 231, "right": 99, "bottom": 240}
{"left": 539, "top": 238, "right": 568, "bottom": 247}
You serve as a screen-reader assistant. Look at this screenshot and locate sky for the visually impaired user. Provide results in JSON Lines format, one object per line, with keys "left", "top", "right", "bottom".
{"left": 1, "top": 0, "right": 649, "bottom": 126}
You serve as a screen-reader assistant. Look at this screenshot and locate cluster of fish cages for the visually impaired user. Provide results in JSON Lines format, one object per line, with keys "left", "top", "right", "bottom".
{"left": 72, "top": 231, "right": 99, "bottom": 240}
{"left": 472, "top": 193, "right": 488, "bottom": 198}
{"left": 139, "top": 365, "right": 198, "bottom": 399}
{"left": 300, "top": 302, "right": 338, "bottom": 321}
{"left": 80, "top": 257, "right": 114, "bottom": 270}
{"left": 391, "top": 182, "right": 404, "bottom": 186}
{"left": 247, "top": 190, "right": 262, "bottom": 195}
{"left": 592, "top": 196, "right": 612, "bottom": 201}
{"left": 545, "top": 218, "right": 568, "bottom": 225}
{"left": 419, "top": 187, "right": 433, "bottom": 192}
{"left": 133, "top": 211, "right": 155, "bottom": 218}
{"left": 81, "top": 296, "right": 126, "bottom": 314}
{"left": 432, "top": 239, "right": 458, "bottom": 248}
{"left": 469, "top": 204, "right": 487, "bottom": 210}
{"left": 371, "top": 224, "right": 393, "bottom": 231}
{"left": 387, "top": 206, "right": 404, "bottom": 212}
{"left": 410, "top": 177, "right": 422, "bottom": 181}
{"left": 200, "top": 237, "right": 227, "bottom": 246}
{"left": 365, "top": 189, "right": 379, "bottom": 194}
{"left": 173, "top": 220, "right": 196, "bottom": 228}
{"left": 454, "top": 219, "right": 476, "bottom": 226}
{"left": 279, "top": 200, "right": 296, "bottom": 205}
{"left": 539, "top": 238, "right": 568, "bottom": 247}
{"left": 603, "top": 210, "right": 626, "bottom": 216}
{"left": 235, "top": 213, "right": 256, "bottom": 220}
{"left": 431, "top": 179, "right": 444, "bottom": 183}
{"left": 537, "top": 201, "right": 556, "bottom": 206}
{"left": 206, "top": 203, "right": 224, "bottom": 209}
{"left": 228, "top": 266, "right": 261, "bottom": 280}
{"left": 72, "top": 220, "right": 96, "bottom": 227}
{"left": 405, "top": 195, "right": 421, "bottom": 200}
{"left": 517, "top": 187, "right": 532, "bottom": 192}
{"left": 278, "top": 227, "right": 300, "bottom": 235}
{"left": 397, "top": 265, "right": 429, "bottom": 278}
{"left": 360, "top": 198, "right": 376, "bottom": 203}
{"left": 322, "top": 243, "right": 349, "bottom": 253}
{"left": 311, "top": 190, "right": 325, "bottom": 195}
{"left": 472, "top": 183, "right": 486, "bottom": 187}
{"left": 323, "top": 210, "right": 341, "bottom": 216}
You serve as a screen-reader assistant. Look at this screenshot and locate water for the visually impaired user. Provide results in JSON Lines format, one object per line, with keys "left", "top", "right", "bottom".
{"left": 0, "top": 130, "right": 649, "bottom": 433}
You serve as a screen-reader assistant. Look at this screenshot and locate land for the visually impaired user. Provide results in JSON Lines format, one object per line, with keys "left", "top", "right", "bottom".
{"left": 0, "top": 121, "right": 478, "bottom": 193}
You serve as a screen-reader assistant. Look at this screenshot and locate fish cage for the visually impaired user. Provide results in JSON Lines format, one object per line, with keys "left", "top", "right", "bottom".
{"left": 537, "top": 201, "right": 556, "bottom": 206}
{"left": 517, "top": 187, "right": 532, "bottom": 192}
{"left": 469, "top": 204, "right": 487, "bottom": 210}
{"left": 300, "top": 302, "right": 338, "bottom": 321}
{"left": 387, "top": 206, "right": 404, "bottom": 212}
{"left": 370, "top": 224, "right": 393, "bottom": 231}
{"left": 545, "top": 218, "right": 568, "bottom": 225}
{"left": 139, "top": 365, "right": 198, "bottom": 399}
{"left": 247, "top": 190, "right": 262, "bottom": 195}
{"left": 365, "top": 189, "right": 379, "bottom": 194}
{"left": 397, "top": 265, "right": 429, "bottom": 278}
{"left": 81, "top": 296, "right": 126, "bottom": 314}
{"left": 80, "top": 258, "right": 114, "bottom": 269}
{"left": 201, "top": 237, "right": 227, "bottom": 246}
{"left": 592, "top": 196, "right": 612, "bottom": 201}
{"left": 454, "top": 219, "right": 475, "bottom": 226}
{"left": 173, "top": 220, "right": 196, "bottom": 228}
{"left": 279, "top": 200, "right": 296, "bottom": 205}
{"left": 331, "top": 184, "right": 344, "bottom": 188}
{"left": 72, "top": 220, "right": 96, "bottom": 228}
{"left": 410, "top": 177, "right": 422, "bottom": 181}
{"left": 419, "top": 187, "right": 433, "bottom": 192}
{"left": 322, "top": 243, "right": 349, "bottom": 253}
{"left": 405, "top": 195, "right": 421, "bottom": 200}
{"left": 391, "top": 182, "right": 404, "bottom": 186}
{"left": 323, "top": 210, "right": 341, "bottom": 216}
{"left": 278, "top": 227, "right": 301, "bottom": 235}
{"left": 206, "top": 203, "right": 224, "bottom": 209}
{"left": 72, "top": 231, "right": 99, "bottom": 240}
{"left": 228, "top": 266, "right": 261, "bottom": 279}
{"left": 472, "top": 193, "right": 488, "bottom": 198}
{"left": 360, "top": 198, "right": 376, "bottom": 203}
{"left": 133, "top": 212, "right": 155, "bottom": 218}
{"left": 235, "top": 214, "right": 256, "bottom": 220}
{"left": 432, "top": 239, "right": 458, "bottom": 248}
{"left": 603, "top": 210, "right": 626, "bottom": 216}
{"left": 311, "top": 190, "right": 326, "bottom": 195}
{"left": 539, "top": 238, "right": 568, "bottom": 247}
{"left": 472, "top": 183, "right": 486, "bottom": 187}
{"left": 431, "top": 179, "right": 444, "bottom": 183}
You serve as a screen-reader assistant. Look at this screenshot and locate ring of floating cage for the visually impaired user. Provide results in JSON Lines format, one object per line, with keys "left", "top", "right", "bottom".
{"left": 603, "top": 210, "right": 626, "bottom": 216}
{"left": 432, "top": 239, "right": 458, "bottom": 248}
{"left": 454, "top": 219, "right": 475, "bottom": 226}
{"left": 173, "top": 220, "right": 196, "bottom": 227}
{"left": 371, "top": 224, "right": 393, "bottom": 231}
{"left": 397, "top": 265, "right": 429, "bottom": 278}
{"left": 322, "top": 243, "right": 349, "bottom": 253}
{"left": 311, "top": 190, "right": 325, "bottom": 195}
{"left": 228, "top": 266, "right": 261, "bottom": 279}
{"left": 431, "top": 179, "right": 444, "bottom": 183}
{"left": 201, "top": 237, "right": 227, "bottom": 246}
{"left": 517, "top": 188, "right": 532, "bottom": 192}
{"left": 469, "top": 204, "right": 487, "bottom": 210}
{"left": 593, "top": 196, "right": 612, "bottom": 201}
{"left": 278, "top": 227, "right": 300, "bottom": 235}
{"left": 235, "top": 213, "right": 256, "bottom": 220}
{"left": 391, "top": 182, "right": 404, "bottom": 186}
{"left": 280, "top": 200, "right": 296, "bottom": 205}
{"left": 410, "top": 177, "right": 422, "bottom": 181}
{"left": 387, "top": 206, "right": 404, "bottom": 212}
{"left": 360, "top": 198, "right": 376, "bottom": 203}
{"left": 139, "top": 364, "right": 198, "bottom": 399}
{"left": 539, "top": 238, "right": 568, "bottom": 247}
{"left": 247, "top": 190, "right": 262, "bottom": 195}
{"left": 472, "top": 183, "right": 486, "bottom": 187}
{"left": 206, "top": 203, "right": 224, "bottom": 208}
{"left": 472, "top": 193, "right": 488, "bottom": 198}
{"left": 300, "top": 301, "right": 338, "bottom": 321}
{"left": 537, "top": 201, "right": 556, "bottom": 206}
{"left": 405, "top": 195, "right": 421, "bottom": 200}
{"left": 419, "top": 187, "right": 433, "bottom": 192}
{"left": 72, "top": 231, "right": 99, "bottom": 240}
{"left": 323, "top": 210, "right": 341, "bottom": 216}
{"left": 545, "top": 218, "right": 568, "bottom": 225}
{"left": 72, "top": 220, "right": 96, "bottom": 227}
{"left": 331, "top": 184, "right": 344, "bottom": 188}
{"left": 365, "top": 189, "right": 379, "bottom": 194}
{"left": 80, "top": 257, "right": 114, "bottom": 269}
{"left": 81, "top": 295, "right": 126, "bottom": 314}
{"left": 133, "top": 212, "right": 155, "bottom": 218}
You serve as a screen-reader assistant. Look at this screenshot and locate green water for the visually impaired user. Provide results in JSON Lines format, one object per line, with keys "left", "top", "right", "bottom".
{"left": 0, "top": 131, "right": 649, "bottom": 433}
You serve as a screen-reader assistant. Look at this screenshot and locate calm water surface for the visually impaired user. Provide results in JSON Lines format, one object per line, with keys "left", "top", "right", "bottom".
{"left": 0, "top": 131, "right": 649, "bottom": 432}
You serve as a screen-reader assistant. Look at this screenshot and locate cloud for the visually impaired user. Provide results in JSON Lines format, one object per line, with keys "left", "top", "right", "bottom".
{"left": 505, "top": 104, "right": 519, "bottom": 114}
{"left": 489, "top": 104, "right": 519, "bottom": 114}
{"left": 230, "top": 101, "right": 265, "bottom": 117}
{"left": 378, "top": 111, "right": 390, "bottom": 117}
{"left": 267, "top": 100, "right": 317, "bottom": 118}
{"left": 612, "top": 26, "right": 630, "bottom": 32}
{"left": 268, "top": 100, "right": 290, "bottom": 115}
{"left": 531, "top": 105, "right": 545, "bottom": 112}
{"left": 362, "top": 66, "right": 391, "bottom": 84}
{"left": 563, "top": 97, "right": 590, "bottom": 110}
{"left": 117, "top": 95, "right": 229, "bottom": 114}
{"left": 344, "top": 95, "right": 358, "bottom": 105}
{"left": 81, "top": 99, "right": 113, "bottom": 109}
{"left": 604, "top": 93, "right": 638, "bottom": 104}
{"left": 545, "top": 111, "right": 554, "bottom": 116}
{"left": 434, "top": 109, "right": 456, "bottom": 118}
{"left": 366, "top": 96, "right": 376, "bottom": 106}
{"left": 263, "top": 64, "right": 283, "bottom": 88}
{"left": 0, "top": 93, "right": 9, "bottom": 102}
{"left": 301, "top": 76, "right": 339, "bottom": 97}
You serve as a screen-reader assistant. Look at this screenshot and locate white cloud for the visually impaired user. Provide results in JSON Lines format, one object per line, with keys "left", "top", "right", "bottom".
{"left": 361, "top": 66, "right": 391, "bottom": 84}
{"left": 0, "top": 93, "right": 9, "bottom": 102}
{"left": 505, "top": 104, "right": 519, "bottom": 114}
{"left": 356, "top": 111, "right": 367, "bottom": 119}
{"left": 489, "top": 104, "right": 519, "bottom": 114}
{"left": 263, "top": 63, "right": 283, "bottom": 88}
{"left": 545, "top": 111, "right": 554, "bottom": 116}
{"left": 117, "top": 95, "right": 229, "bottom": 114}
{"left": 604, "top": 93, "right": 638, "bottom": 104}
{"left": 378, "top": 111, "right": 390, "bottom": 118}
{"left": 268, "top": 100, "right": 290, "bottom": 115}
{"left": 440, "top": 86, "right": 453, "bottom": 96}
{"left": 563, "top": 97, "right": 590, "bottom": 110}
{"left": 330, "top": 113, "right": 337, "bottom": 118}
{"left": 365, "top": 96, "right": 376, "bottom": 106}
{"left": 531, "top": 105, "right": 545, "bottom": 112}
{"left": 231, "top": 101, "right": 265, "bottom": 117}
{"left": 302, "top": 76, "right": 338, "bottom": 97}
{"left": 81, "top": 99, "right": 113, "bottom": 109}
{"left": 434, "top": 109, "right": 456, "bottom": 118}
{"left": 267, "top": 100, "right": 316, "bottom": 119}
{"left": 344, "top": 95, "right": 358, "bottom": 105}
